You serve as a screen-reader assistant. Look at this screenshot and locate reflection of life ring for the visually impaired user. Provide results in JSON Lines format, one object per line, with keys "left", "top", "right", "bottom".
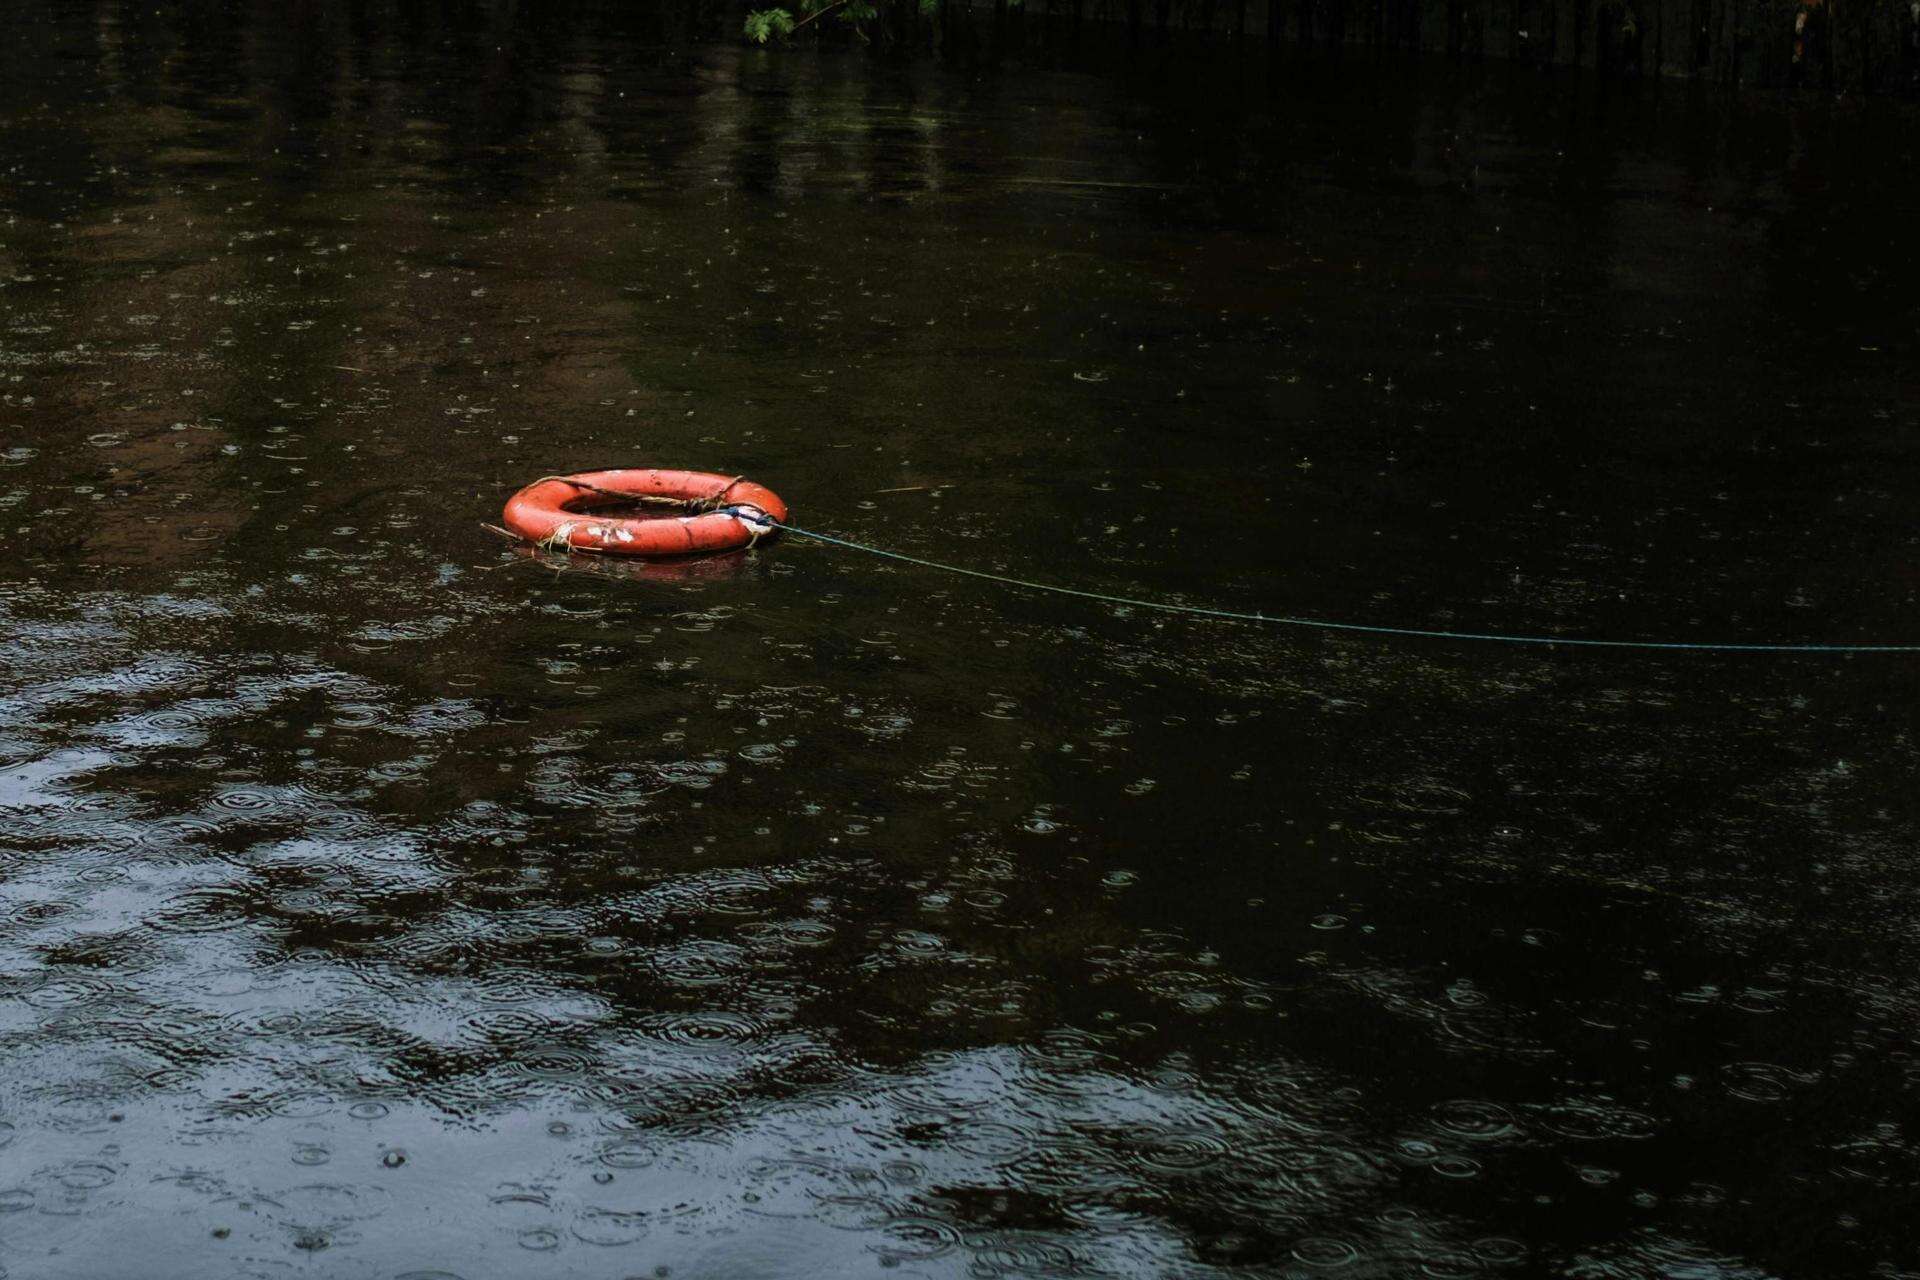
{"left": 1793, "top": 0, "right": 1824, "bottom": 63}
{"left": 502, "top": 469, "right": 787, "bottom": 557}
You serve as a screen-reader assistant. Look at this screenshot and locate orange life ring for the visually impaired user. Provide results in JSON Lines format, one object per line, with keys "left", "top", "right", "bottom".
{"left": 501, "top": 469, "right": 788, "bottom": 558}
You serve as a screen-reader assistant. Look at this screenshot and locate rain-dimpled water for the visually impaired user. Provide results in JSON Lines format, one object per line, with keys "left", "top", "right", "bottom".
{"left": 2, "top": 4, "right": 1918, "bottom": 1278}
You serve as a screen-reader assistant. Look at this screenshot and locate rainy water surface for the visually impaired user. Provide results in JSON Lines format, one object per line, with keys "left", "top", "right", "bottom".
{"left": 3, "top": 5, "right": 1920, "bottom": 1278}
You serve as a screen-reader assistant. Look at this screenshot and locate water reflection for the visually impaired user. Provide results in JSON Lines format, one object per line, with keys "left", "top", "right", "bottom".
{"left": 3, "top": 3, "right": 1919, "bottom": 1278}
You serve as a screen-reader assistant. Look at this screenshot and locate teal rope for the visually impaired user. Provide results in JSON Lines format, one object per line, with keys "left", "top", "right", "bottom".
{"left": 773, "top": 522, "right": 1920, "bottom": 654}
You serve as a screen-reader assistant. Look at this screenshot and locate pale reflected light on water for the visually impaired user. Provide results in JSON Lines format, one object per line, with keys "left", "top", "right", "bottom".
{"left": 2, "top": 3, "right": 1919, "bottom": 1277}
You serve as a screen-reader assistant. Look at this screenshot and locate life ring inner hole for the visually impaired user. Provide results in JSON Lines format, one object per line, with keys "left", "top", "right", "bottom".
{"left": 561, "top": 495, "right": 698, "bottom": 522}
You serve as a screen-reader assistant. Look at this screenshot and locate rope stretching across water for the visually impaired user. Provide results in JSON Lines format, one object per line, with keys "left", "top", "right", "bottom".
{"left": 771, "top": 521, "right": 1920, "bottom": 654}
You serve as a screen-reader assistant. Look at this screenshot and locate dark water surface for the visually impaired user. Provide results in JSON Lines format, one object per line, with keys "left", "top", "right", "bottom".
{"left": 4, "top": 5, "right": 1920, "bottom": 1278}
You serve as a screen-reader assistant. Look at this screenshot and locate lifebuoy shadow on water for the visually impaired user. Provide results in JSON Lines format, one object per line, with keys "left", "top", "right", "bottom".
{"left": 495, "top": 542, "right": 761, "bottom": 583}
